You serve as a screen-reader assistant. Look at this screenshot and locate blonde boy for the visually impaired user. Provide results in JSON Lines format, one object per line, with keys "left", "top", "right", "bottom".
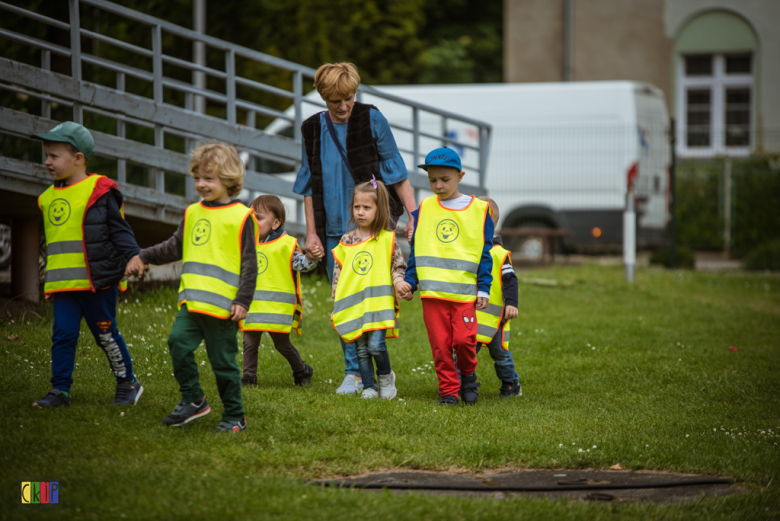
{"left": 126, "top": 143, "right": 257, "bottom": 432}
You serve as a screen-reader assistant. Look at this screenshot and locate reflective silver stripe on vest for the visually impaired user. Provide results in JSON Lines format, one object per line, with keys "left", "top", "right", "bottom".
{"left": 178, "top": 289, "right": 233, "bottom": 312}
{"left": 484, "top": 302, "right": 503, "bottom": 317}
{"left": 335, "top": 309, "right": 397, "bottom": 337}
{"left": 416, "top": 256, "right": 479, "bottom": 274}
{"left": 503, "top": 330, "right": 510, "bottom": 343}
{"left": 419, "top": 279, "right": 476, "bottom": 297}
{"left": 333, "top": 285, "right": 394, "bottom": 314}
{"left": 45, "top": 266, "right": 90, "bottom": 283}
{"left": 477, "top": 323, "right": 497, "bottom": 340}
{"left": 245, "top": 312, "right": 294, "bottom": 326}
{"left": 183, "top": 262, "right": 240, "bottom": 288}
{"left": 46, "top": 240, "right": 84, "bottom": 256}
{"left": 253, "top": 290, "right": 297, "bottom": 305}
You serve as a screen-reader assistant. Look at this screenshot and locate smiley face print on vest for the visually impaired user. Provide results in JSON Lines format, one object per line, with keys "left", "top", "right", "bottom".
{"left": 461, "top": 309, "right": 475, "bottom": 331}
{"left": 191, "top": 219, "right": 212, "bottom": 245}
{"left": 48, "top": 199, "right": 71, "bottom": 226}
{"left": 351, "top": 251, "right": 373, "bottom": 276}
{"left": 257, "top": 252, "right": 269, "bottom": 275}
{"left": 436, "top": 219, "right": 459, "bottom": 243}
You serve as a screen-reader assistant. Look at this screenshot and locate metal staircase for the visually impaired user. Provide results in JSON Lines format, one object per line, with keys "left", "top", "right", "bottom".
{"left": 0, "top": 0, "right": 491, "bottom": 302}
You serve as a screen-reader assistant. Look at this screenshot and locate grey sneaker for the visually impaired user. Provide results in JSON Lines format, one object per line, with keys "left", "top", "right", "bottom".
{"left": 361, "top": 388, "right": 379, "bottom": 399}
{"left": 214, "top": 417, "right": 247, "bottom": 433}
{"left": 335, "top": 375, "right": 364, "bottom": 394}
{"left": 162, "top": 397, "right": 211, "bottom": 427}
{"left": 377, "top": 371, "right": 397, "bottom": 400}
{"left": 114, "top": 378, "right": 143, "bottom": 405}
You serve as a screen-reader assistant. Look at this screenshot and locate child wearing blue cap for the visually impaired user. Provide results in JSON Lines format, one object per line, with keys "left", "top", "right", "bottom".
{"left": 403, "top": 147, "right": 494, "bottom": 405}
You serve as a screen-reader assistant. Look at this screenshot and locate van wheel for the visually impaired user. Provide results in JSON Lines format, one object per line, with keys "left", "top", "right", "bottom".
{"left": 504, "top": 220, "right": 553, "bottom": 261}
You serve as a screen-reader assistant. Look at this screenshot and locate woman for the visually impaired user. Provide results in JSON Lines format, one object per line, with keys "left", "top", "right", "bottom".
{"left": 293, "top": 62, "right": 416, "bottom": 394}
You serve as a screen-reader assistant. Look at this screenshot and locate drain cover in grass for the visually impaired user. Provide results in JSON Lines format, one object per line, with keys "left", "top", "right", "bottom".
{"left": 314, "top": 469, "right": 743, "bottom": 503}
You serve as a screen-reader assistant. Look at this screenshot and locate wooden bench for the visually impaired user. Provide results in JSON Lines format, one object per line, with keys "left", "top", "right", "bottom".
{"left": 496, "top": 227, "right": 575, "bottom": 265}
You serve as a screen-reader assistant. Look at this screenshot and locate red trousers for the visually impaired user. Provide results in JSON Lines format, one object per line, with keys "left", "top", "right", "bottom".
{"left": 421, "top": 298, "right": 478, "bottom": 397}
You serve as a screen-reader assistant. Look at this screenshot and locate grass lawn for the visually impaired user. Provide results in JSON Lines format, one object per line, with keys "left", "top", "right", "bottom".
{"left": 2, "top": 265, "right": 779, "bottom": 520}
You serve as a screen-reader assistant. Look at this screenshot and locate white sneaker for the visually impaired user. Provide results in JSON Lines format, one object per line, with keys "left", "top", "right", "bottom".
{"left": 378, "top": 371, "right": 397, "bottom": 400}
{"left": 335, "top": 375, "right": 363, "bottom": 394}
{"left": 361, "top": 388, "right": 379, "bottom": 399}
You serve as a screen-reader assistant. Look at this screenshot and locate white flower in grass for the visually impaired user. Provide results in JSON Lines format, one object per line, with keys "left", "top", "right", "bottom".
{"left": 201, "top": 361, "right": 206, "bottom": 366}
{"left": 559, "top": 444, "right": 563, "bottom": 447}
{"left": 592, "top": 445, "right": 597, "bottom": 449}
{"left": 147, "top": 373, "right": 152, "bottom": 376}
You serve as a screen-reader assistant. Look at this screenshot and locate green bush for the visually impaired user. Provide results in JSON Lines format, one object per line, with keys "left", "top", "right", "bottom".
{"left": 744, "top": 240, "right": 780, "bottom": 271}
{"left": 649, "top": 245, "right": 695, "bottom": 269}
{"left": 675, "top": 155, "right": 780, "bottom": 255}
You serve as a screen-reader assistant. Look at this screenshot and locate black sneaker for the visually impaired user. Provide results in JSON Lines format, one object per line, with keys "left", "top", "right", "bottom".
{"left": 294, "top": 363, "right": 314, "bottom": 386}
{"left": 214, "top": 417, "right": 247, "bottom": 433}
{"left": 32, "top": 389, "right": 70, "bottom": 408}
{"left": 460, "top": 373, "right": 481, "bottom": 405}
{"left": 162, "top": 397, "right": 211, "bottom": 427}
{"left": 438, "top": 395, "right": 459, "bottom": 406}
{"left": 241, "top": 376, "right": 257, "bottom": 387}
{"left": 114, "top": 378, "right": 144, "bottom": 405}
{"left": 499, "top": 380, "right": 522, "bottom": 398}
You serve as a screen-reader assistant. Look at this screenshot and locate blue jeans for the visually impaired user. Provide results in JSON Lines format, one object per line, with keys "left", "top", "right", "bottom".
{"left": 50, "top": 284, "right": 135, "bottom": 393}
{"left": 354, "top": 329, "right": 391, "bottom": 392}
{"left": 477, "top": 320, "right": 519, "bottom": 382}
{"left": 326, "top": 235, "right": 359, "bottom": 376}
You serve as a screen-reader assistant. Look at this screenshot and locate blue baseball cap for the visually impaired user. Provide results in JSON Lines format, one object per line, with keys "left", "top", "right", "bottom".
{"left": 417, "top": 147, "right": 462, "bottom": 171}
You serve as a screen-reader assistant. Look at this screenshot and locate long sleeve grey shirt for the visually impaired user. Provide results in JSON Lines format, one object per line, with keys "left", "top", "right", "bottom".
{"left": 139, "top": 199, "right": 257, "bottom": 310}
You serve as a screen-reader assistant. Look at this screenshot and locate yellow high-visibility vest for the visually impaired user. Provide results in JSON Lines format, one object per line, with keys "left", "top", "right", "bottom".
{"left": 476, "top": 244, "right": 512, "bottom": 349}
{"left": 331, "top": 229, "right": 399, "bottom": 343}
{"left": 39, "top": 174, "right": 102, "bottom": 294}
{"left": 241, "top": 233, "right": 303, "bottom": 334}
{"left": 179, "top": 201, "right": 255, "bottom": 318}
{"left": 415, "top": 195, "right": 490, "bottom": 302}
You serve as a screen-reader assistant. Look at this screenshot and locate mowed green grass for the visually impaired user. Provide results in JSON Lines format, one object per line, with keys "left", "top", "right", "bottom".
{"left": 1, "top": 265, "right": 779, "bottom": 520}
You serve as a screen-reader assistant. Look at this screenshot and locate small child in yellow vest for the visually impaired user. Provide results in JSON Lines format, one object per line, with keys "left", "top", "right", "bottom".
{"left": 475, "top": 197, "right": 521, "bottom": 397}
{"left": 331, "top": 178, "right": 411, "bottom": 399}
{"left": 31, "top": 121, "right": 143, "bottom": 409}
{"left": 241, "top": 195, "right": 318, "bottom": 387}
{"left": 126, "top": 144, "right": 257, "bottom": 432}
{"left": 403, "top": 148, "right": 495, "bottom": 406}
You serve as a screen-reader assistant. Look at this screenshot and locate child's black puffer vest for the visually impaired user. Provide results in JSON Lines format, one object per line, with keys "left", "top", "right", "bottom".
{"left": 83, "top": 190, "right": 127, "bottom": 289}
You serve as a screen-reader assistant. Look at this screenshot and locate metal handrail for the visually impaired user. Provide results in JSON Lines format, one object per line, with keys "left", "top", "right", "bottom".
{"left": 0, "top": 0, "right": 491, "bottom": 226}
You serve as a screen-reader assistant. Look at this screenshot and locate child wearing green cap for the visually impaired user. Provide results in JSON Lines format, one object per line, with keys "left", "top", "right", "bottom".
{"left": 31, "top": 121, "right": 143, "bottom": 409}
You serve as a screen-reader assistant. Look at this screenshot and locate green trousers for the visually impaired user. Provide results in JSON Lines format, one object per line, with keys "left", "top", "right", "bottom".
{"left": 167, "top": 305, "right": 244, "bottom": 421}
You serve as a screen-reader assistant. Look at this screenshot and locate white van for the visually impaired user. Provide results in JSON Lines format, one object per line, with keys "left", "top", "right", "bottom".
{"left": 269, "top": 81, "right": 671, "bottom": 254}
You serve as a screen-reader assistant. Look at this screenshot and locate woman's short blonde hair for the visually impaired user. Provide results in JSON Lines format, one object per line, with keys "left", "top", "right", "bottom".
{"left": 189, "top": 143, "right": 244, "bottom": 197}
{"left": 314, "top": 62, "right": 361, "bottom": 101}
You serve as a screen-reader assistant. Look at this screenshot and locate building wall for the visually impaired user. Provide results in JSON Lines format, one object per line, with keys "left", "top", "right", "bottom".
{"left": 504, "top": 0, "right": 563, "bottom": 83}
{"left": 504, "top": 0, "right": 672, "bottom": 102}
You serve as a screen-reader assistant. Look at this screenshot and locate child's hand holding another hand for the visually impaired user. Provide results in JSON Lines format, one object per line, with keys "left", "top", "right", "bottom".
{"left": 395, "top": 281, "right": 413, "bottom": 301}
{"left": 476, "top": 297, "right": 489, "bottom": 310}
{"left": 125, "top": 255, "right": 147, "bottom": 279}
{"left": 504, "top": 305, "right": 518, "bottom": 320}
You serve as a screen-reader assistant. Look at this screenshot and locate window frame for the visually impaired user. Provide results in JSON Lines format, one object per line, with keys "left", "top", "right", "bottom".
{"left": 677, "top": 53, "right": 753, "bottom": 157}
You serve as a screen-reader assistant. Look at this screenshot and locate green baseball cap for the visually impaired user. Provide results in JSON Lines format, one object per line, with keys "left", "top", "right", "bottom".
{"left": 32, "top": 121, "right": 95, "bottom": 160}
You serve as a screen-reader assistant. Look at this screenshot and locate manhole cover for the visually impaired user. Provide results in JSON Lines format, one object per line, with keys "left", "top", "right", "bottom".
{"left": 313, "top": 469, "right": 743, "bottom": 503}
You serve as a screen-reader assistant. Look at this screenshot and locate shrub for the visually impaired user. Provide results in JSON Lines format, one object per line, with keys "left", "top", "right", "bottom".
{"left": 650, "top": 246, "right": 695, "bottom": 269}
{"left": 743, "top": 240, "right": 780, "bottom": 271}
